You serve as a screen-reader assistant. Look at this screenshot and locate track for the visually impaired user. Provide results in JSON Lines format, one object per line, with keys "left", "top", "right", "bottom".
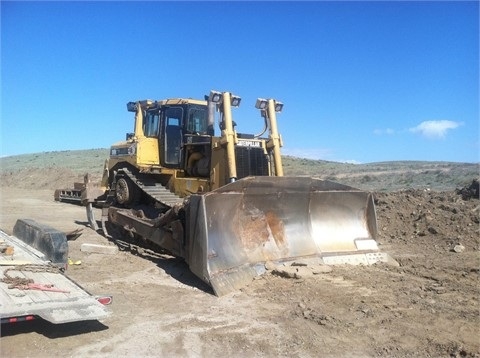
{"left": 121, "top": 169, "right": 184, "bottom": 208}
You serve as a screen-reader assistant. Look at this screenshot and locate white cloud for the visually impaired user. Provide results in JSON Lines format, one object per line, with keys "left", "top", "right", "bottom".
{"left": 338, "top": 159, "right": 362, "bottom": 164}
{"left": 282, "top": 147, "right": 333, "bottom": 160}
{"left": 373, "top": 128, "right": 395, "bottom": 135}
{"left": 409, "top": 120, "right": 463, "bottom": 139}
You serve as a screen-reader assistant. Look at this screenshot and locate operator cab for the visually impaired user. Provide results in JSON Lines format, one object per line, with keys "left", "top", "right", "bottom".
{"left": 143, "top": 102, "right": 211, "bottom": 176}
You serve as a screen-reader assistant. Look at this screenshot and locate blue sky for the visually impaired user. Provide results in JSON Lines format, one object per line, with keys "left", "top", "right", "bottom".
{"left": 1, "top": 1, "right": 478, "bottom": 163}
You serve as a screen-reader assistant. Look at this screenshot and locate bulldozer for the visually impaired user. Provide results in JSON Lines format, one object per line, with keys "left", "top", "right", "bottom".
{"left": 73, "top": 90, "right": 392, "bottom": 296}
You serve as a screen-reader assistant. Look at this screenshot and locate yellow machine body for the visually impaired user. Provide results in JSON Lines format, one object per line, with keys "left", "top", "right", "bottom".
{"left": 82, "top": 90, "right": 392, "bottom": 296}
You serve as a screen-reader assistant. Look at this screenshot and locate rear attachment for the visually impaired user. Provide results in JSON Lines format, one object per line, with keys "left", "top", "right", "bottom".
{"left": 185, "top": 176, "right": 394, "bottom": 296}
{"left": 54, "top": 182, "right": 84, "bottom": 205}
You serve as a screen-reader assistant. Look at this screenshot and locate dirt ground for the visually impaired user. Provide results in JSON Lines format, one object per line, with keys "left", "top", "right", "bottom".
{"left": 0, "top": 181, "right": 479, "bottom": 357}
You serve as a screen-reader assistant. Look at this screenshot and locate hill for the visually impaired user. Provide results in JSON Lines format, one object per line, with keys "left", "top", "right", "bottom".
{"left": 0, "top": 149, "right": 478, "bottom": 191}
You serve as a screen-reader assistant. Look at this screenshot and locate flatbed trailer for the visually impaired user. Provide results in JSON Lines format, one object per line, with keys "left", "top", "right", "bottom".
{"left": 0, "top": 220, "right": 110, "bottom": 324}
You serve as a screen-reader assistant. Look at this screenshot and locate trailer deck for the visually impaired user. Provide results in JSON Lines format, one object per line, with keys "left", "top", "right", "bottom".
{"left": 0, "top": 226, "right": 110, "bottom": 324}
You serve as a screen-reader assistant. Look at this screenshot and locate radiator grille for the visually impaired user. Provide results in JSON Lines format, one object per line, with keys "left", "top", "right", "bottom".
{"left": 234, "top": 146, "right": 269, "bottom": 179}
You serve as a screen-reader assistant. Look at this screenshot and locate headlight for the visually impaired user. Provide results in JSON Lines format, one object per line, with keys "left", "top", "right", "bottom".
{"left": 110, "top": 143, "right": 136, "bottom": 156}
{"left": 127, "top": 143, "right": 136, "bottom": 155}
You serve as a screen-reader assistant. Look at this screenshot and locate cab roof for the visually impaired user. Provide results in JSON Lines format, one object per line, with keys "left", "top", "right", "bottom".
{"left": 139, "top": 98, "right": 207, "bottom": 109}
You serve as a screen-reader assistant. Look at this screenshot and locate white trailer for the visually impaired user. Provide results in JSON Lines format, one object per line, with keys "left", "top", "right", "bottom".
{"left": 0, "top": 219, "right": 110, "bottom": 324}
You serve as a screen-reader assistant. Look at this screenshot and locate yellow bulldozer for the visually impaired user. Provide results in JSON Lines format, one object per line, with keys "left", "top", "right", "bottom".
{"left": 61, "top": 90, "right": 392, "bottom": 296}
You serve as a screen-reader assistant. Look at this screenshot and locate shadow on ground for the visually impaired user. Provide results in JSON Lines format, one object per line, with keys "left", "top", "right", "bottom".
{"left": 1, "top": 318, "right": 108, "bottom": 338}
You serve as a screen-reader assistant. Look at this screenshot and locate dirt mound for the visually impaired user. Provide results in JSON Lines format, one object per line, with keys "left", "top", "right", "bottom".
{"left": 456, "top": 178, "right": 480, "bottom": 200}
{"left": 375, "top": 187, "right": 479, "bottom": 253}
{"left": 0, "top": 168, "right": 101, "bottom": 191}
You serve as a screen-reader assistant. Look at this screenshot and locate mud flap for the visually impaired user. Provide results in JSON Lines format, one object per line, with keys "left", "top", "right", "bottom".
{"left": 185, "top": 177, "right": 391, "bottom": 296}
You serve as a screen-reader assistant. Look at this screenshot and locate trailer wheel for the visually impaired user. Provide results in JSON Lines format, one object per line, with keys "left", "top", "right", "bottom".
{"left": 115, "top": 177, "right": 133, "bottom": 205}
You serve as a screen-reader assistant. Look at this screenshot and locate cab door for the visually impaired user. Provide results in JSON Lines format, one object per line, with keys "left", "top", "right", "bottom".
{"left": 161, "top": 106, "right": 184, "bottom": 168}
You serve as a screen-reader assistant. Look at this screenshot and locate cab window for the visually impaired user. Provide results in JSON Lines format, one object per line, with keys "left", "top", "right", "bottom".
{"left": 144, "top": 111, "right": 160, "bottom": 137}
{"left": 186, "top": 107, "right": 208, "bottom": 134}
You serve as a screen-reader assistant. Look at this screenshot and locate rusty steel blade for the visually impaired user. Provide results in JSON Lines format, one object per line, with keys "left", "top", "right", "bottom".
{"left": 186, "top": 177, "right": 391, "bottom": 296}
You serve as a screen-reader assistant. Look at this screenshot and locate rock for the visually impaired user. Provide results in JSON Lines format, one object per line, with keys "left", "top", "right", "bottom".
{"left": 311, "top": 265, "right": 333, "bottom": 274}
{"left": 272, "top": 266, "right": 314, "bottom": 279}
{"left": 272, "top": 267, "right": 297, "bottom": 279}
{"left": 264, "top": 261, "right": 277, "bottom": 271}
{"left": 291, "top": 261, "right": 309, "bottom": 267}
{"left": 81, "top": 243, "right": 119, "bottom": 255}
{"left": 456, "top": 179, "right": 479, "bottom": 200}
{"left": 453, "top": 244, "right": 465, "bottom": 253}
{"left": 432, "top": 286, "right": 447, "bottom": 294}
{"left": 294, "top": 266, "right": 314, "bottom": 279}
{"left": 291, "top": 258, "right": 323, "bottom": 267}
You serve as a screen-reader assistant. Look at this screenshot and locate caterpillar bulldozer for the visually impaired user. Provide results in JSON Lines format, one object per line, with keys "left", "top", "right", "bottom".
{"left": 74, "top": 90, "right": 392, "bottom": 296}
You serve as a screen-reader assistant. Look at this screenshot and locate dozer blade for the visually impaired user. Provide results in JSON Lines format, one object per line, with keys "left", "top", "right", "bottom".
{"left": 185, "top": 176, "right": 393, "bottom": 296}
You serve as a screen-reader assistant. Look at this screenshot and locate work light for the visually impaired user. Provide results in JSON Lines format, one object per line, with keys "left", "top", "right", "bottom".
{"left": 274, "top": 101, "right": 284, "bottom": 112}
{"left": 209, "top": 90, "right": 222, "bottom": 103}
{"left": 255, "top": 98, "right": 268, "bottom": 110}
{"left": 127, "top": 102, "right": 137, "bottom": 112}
{"left": 230, "top": 95, "right": 241, "bottom": 107}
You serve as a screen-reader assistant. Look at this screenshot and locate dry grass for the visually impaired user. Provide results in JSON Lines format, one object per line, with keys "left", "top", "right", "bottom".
{"left": 282, "top": 155, "right": 479, "bottom": 191}
{"left": 1, "top": 149, "right": 478, "bottom": 192}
